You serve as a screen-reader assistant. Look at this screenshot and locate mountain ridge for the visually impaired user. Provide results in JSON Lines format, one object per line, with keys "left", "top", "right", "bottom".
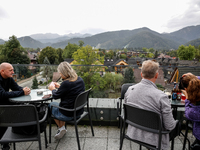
{"left": 1, "top": 25, "right": 200, "bottom": 49}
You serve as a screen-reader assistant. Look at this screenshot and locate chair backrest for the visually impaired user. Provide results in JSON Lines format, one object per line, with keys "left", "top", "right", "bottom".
{"left": 74, "top": 88, "right": 92, "bottom": 110}
{"left": 120, "top": 83, "right": 134, "bottom": 99}
{"left": 123, "top": 103, "right": 163, "bottom": 149}
{"left": 0, "top": 105, "right": 39, "bottom": 127}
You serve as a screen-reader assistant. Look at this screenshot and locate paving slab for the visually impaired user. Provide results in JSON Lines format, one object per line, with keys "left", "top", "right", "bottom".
{"left": 1, "top": 125, "right": 194, "bottom": 150}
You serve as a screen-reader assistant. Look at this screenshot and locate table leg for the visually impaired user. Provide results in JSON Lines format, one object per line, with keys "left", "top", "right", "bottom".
{"left": 182, "top": 120, "right": 190, "bottom": 150}
{"left": 173, "top": 107, "right": 177, "bottom": 119}
{"left": 171, "top": 139, "right": 174, "bottom": 150}
{"left": 171, "top": 107, "right": 177, "bottom": 150}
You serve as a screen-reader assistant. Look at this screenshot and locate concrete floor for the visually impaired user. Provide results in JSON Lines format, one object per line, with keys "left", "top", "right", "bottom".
{"left": 2, "top": 125, "right": 195, "bottom": 150}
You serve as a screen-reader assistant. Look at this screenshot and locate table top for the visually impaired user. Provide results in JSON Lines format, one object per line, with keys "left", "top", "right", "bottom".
{"left": 170, "top": 99, "right": 185, "bottom": 107}
{"left": 9, "top": 89, "right": 52, "bottom": 103}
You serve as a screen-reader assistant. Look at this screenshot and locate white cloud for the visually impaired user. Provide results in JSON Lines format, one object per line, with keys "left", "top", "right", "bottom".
{"left": 0, "top": 0, "right": 200, "bottom": 40}
{"left": 165, "top": 0, "right": 200, "bottom": 32}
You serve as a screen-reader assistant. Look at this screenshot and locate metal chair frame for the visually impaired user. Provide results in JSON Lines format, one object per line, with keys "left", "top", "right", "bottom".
{"left": 119, "top": 103, "right": 170, "bottom": 150}
{"left": 49, "top": 88, "right": 94, "bottom": 150}
{"left": 117, "top": 83, "right": 134, "bottom": 127}
{"left": 0, "top": 105, "right": 48, "bottom": 150}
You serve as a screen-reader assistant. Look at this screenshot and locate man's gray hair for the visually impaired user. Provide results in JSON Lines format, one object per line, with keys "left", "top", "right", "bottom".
{"left": 141, "top": 60, "right": 159, "bottom": 79}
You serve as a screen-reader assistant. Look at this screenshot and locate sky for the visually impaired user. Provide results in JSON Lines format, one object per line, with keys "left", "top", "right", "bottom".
{"left": 0, "top": 0, "right": 200, "bottom": 40}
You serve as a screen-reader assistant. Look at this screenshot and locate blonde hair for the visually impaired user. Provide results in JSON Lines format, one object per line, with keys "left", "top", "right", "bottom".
{"left": 141, "top": 60, "right": 159, "bottom": 79}
{"left": 57, "top": 62, "right": 78, "bottom": 82}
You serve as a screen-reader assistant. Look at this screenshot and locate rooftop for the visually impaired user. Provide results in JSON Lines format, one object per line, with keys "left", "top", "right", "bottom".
{"left": 13, "top": 125, "right": 194, "bottom": 150}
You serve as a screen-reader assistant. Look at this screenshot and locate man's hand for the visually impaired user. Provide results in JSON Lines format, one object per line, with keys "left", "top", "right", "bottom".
{"left": 23, "top": 87, "right": 31, "bottom": 95}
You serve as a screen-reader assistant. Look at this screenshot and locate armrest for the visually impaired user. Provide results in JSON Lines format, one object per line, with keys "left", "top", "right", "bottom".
{"left": 39, "top": 107, "right": 48, "bottom": 123}
{"left": 117, "top": 101, "right": 120, "bottom": 116}
{"left": 175, "top": 120, "right": 181, "bottom": 136}
{"left": 51, "top": 104, "right": 74, "bottom": 112}
{"left": 169, "top": 120, "right": 181, "bottom": 140}
{"left": 117, "top": 98, "right": 123, "bottom": 114}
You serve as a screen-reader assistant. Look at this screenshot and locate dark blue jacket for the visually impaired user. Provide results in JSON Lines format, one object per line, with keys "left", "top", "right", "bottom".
{"left": 0, "top": 74, "right": 24, "bottom": 105}
{"left": 52, "top": 77, "right": 85, "bottom": 117}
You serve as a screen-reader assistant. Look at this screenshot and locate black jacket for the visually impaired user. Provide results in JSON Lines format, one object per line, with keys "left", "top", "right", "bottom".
{"left": 0, "top": 74, "right": 24, "bottom": 105}
{"left": 52, "top": 77, "right": 85, "bottom": 117}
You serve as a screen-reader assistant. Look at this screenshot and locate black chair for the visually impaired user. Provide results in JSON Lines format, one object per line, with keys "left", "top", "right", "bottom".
{"left": 117, "top": 83, "right": 134, "bottom": 127}
{"left": 49, "top": 88, "right": 94, "bottom": 150}
{"left": 182, "top": 119, "right": 193, "bottom": 150}
{"left": 0, "top": 105, "right": 48, "bottom": 150}
{"left": 119, "top": 103, "right": 171, "bottom": 150}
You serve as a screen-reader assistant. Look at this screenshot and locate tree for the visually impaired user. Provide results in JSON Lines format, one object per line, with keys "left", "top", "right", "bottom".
{"left": 154, "top": 50, "right": 159, "bottom": 58}
{"left": 139, "top": 54, "right": 145, "bottom": 58}
{"left": 167, "top": 50, "right": 178, "bottom": 57}
{"left": 103, "top": 72, "right": 123, "bottom": 92}
{"left": 112, "top": 73, "right": 123, "bottom": 91}
{"left": 78, "top": 40, "right": 84, "bottom": 47}
{"left": 124, "top": 67, "right": 134, "bottom": 83}
{"left": 41, "top": 57, "right": 53, "bottom": 85}
{"left": 73, "top": 45, "right": 104, "bottom": 65}
{"left": 1, "top": 35, "right": 30, "bottom": 64}
{"left": 120, "top": 54, "right": 127, "bottom": 59}
{"left": 72, "top": 45, "right": 104, "bottom": 90}
{"left": 62, "top": 42, "right": 79, "bottom": 59}
{"left": 177, "top": 45, "right": 196, "bottom": 60}
{"left": 107, "top": 50, "right": 114, "bottom": 59}
{"left": 0, "top": 44, "right": 8, "bottom": 63}
{"left": 146, "top": 52, "right": 154, "bottom": 58}
{"left": 31, "top": 76, "right": 38, "bottom": 89}
{"left": 142, "top": 47, "right": 148, "bottom": 52}
{"left": 149, "top": 48, "right": 155, "bottom": 53}
{"left": 38, "top": 46, "right": 58, "bottom": 64}
{"left": 56, "top": 48, "right": 64, "bottom": 63}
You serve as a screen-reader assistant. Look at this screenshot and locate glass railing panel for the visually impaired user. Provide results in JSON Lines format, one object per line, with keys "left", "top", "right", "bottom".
{"left": 13, "top": 64, "right": 199, "bottom": 98}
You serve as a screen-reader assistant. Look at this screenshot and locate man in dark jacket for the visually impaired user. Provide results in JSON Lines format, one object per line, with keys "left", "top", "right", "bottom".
{"left": 0, "top": 62, "right": 31, "bottom": 150}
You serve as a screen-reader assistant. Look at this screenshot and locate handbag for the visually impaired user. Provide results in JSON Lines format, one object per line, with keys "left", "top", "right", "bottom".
{"left": 12, "top": 103, "right": 47, "bottom": 135}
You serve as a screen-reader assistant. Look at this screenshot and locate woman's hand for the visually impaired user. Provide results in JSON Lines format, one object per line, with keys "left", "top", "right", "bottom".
{"left": 48, "top": 82, "right": 56, "bottom": 91}
{"left": 54, "top": 82, "right": 60, "bottom": 88}
{"left": 181, "top": 89, "right": 188, "bottom": 99}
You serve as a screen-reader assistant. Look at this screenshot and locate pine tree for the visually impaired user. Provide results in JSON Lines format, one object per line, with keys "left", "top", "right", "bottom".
{"left": 31, "top": 76, "right": 38, "bottom": 89}
{"left": 124, "top": 67, "right": 135, "bottom": 83}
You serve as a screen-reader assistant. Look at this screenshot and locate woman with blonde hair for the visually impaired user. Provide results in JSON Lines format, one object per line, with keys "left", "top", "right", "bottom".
{"left": 181, "top": 74, "right": 200, "bottom": 149}
{"left": 48, "top": 61, "right": 85, "bottom": 139}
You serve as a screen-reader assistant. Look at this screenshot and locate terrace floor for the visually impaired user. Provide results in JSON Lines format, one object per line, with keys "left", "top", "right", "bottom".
{"left": 4, "top": 125, "right": 195, "bottom": 150}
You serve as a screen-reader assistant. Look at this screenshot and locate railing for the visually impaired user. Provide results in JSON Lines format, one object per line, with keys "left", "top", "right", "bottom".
{"left": 13, "top": 64, "right": 200, "bottom": 98}
{"left": 13, "top": 63, "right": 197, "bottom": 125}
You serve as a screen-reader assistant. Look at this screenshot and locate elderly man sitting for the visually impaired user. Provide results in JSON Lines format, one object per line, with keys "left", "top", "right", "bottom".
{"left": 124, "top": 60, "right": 179, "bottom": 150}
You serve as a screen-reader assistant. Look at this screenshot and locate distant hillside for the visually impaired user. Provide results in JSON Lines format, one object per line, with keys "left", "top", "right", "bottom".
{"left": 30, "top": 33, "right": 61, "bottom": 39}
{"left": 16, "top": 24, "right": 200, "bottom": 49}
{"left": 18, "top": 36, "right": 46, "bottom": 48}
{"left": 51, "top": 29, "right": 135, "bottom": 49}
{"left": 122, "top": 30, "right": 180, "bottom": 50}
{"left": 170, "top": 25, "right": 200, "bottom": 42}
{"left": 51, "top": 27, "right": 180, "bottom": 49}
{"left": 185, "top": 38, "right": 200, "bottom": 47}
{"left": 30, "top": 33, "right": 92, "bottom": 44}
{"left": 0, "top": 39, "right": 5, "bottom": 45}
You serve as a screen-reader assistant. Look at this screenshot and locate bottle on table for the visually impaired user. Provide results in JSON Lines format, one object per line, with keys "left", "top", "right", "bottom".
{"left": 176, "top": 89, "right": 182, "bottom": 101}
{"left": 172, "top": 82, "right": 177, "bottom": 100}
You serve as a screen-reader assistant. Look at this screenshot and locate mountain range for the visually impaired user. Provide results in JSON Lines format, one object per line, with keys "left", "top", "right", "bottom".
{"left": 1, "top": 25, "right": 200, "bottom": 50}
